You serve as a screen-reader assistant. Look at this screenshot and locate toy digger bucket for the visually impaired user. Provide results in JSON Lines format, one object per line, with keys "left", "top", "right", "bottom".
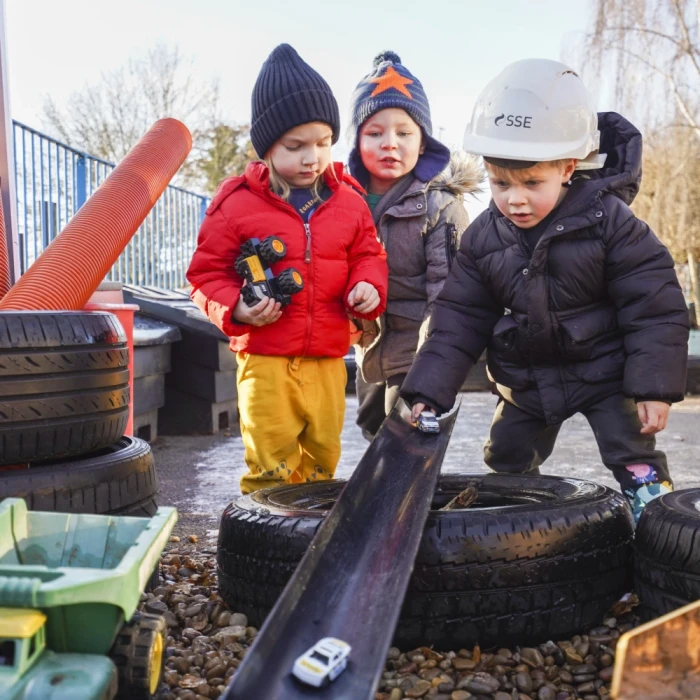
{"left": 611, "top": 599, "right": 700, "bottom": 699}
{"left": 0, "top": 498, "right": 177, "bottom": 654}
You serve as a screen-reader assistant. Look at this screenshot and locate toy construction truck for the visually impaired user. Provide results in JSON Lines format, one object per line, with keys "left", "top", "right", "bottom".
{"left": 234, "top": 236, "right": 304, "bottom": 307}
{"left": 0, "top": 498, "right": 177, "bottom": 700}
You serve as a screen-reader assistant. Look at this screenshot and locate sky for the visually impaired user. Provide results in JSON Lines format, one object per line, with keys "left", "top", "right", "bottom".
{"left": 4, "top": 0, "right": 604, "bottom": 215}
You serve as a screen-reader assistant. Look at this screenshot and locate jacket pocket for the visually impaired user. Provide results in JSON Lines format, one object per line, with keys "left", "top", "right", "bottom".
{"left": 489, "top": 313, "right": 527, "bottom": 364}
{"left": 488, "top": 315, "right": 533, "bottom": 388}
{"left": 491, "top": 314, "right": 519, "bottom": 350}
{"left": 557, "top": 305, "right": 620, "bottom": 362}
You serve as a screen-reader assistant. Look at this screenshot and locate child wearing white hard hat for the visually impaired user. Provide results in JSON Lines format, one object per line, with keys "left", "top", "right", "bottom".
{"left": 401, "top": 58, "right": 689, "bottom": 523}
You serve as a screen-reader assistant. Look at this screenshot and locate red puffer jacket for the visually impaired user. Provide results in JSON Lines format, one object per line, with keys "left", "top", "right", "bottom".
{"left": 187, "top": 161, "right": 388, "bottom": 357}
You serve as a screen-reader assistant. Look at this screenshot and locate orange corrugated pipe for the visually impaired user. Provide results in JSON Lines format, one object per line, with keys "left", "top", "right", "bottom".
{"left": 0, "top": 118, "right": 192, "bottom": 311}
{"left": 0, "top": 191, "right": 10, "bottom": 300}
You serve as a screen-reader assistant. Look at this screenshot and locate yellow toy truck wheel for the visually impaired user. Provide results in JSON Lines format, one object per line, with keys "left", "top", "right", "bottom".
{"left": 278, "top": 268, "right": 304, "bottom": 295}
{"left": 110, "top": 612, "right": 166, "bottom": 699}
{"left": 259, "top": 236, "right": 287, "bottom": 264}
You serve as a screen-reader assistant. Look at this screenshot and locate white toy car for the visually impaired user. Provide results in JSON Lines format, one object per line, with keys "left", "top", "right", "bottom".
{"left": 415, "top": 410, "right": 440, "bottom": 434}
{"left": 292, "top": 637, "right": 351, "bottom": 687}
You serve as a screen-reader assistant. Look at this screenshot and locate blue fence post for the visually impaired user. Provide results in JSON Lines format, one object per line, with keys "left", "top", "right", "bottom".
{"left": 200, "top": 196, "right": 209, "bottom": 223}
{"left": 75, "top": 154, "right": 86, "bottom": 213}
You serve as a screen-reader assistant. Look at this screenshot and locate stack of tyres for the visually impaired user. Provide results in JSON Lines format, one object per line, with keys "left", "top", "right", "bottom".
{"left": 0, "top": 311, "right": 158, "bottom": 515}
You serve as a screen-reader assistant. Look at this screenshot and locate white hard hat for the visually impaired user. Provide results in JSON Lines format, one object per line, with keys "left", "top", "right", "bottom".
{"left": 463, "top": 58, "right": 606, "bottom": 170}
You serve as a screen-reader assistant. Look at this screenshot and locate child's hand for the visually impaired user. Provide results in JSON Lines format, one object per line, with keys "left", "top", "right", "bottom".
{"left": 232, "top": 295, "right": 282, "bottom": 326}
{"left": 637, "top": 400, "right": 670, "bottom": 435}
{"left": 347, "top": 282, "right": 380, "bottom": 314}
{"left": 410, "top": 402, "right": 436, "bottom": 422}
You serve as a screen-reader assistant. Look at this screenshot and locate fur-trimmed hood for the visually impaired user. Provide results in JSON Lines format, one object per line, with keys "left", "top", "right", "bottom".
{"left": 428, "top": 151, "right": 484, "bottom": 198}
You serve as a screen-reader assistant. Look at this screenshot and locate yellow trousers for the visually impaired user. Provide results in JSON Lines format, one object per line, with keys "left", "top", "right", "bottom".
{"left": 236, "top": 353, "right": 346, "bottom": 494}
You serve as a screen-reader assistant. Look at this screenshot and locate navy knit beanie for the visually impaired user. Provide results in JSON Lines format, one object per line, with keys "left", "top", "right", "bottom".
{"left": 348, "top": 51, "right": 450, "bottom": 184}
{"left": 250, "top": 44, "right": 340, "bottom": 158}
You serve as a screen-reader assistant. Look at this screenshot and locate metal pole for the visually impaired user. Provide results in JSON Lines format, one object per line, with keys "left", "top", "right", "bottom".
{"left": 0, "top": 0, "right": 19, "bottom": 282}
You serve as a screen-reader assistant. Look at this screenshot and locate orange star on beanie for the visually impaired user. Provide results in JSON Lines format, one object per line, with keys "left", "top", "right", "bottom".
{"left": 368, "top": 65, "right": 414, "bottom": 98}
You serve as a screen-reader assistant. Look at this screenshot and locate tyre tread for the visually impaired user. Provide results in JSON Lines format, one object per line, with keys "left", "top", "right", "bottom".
{"left": 0, "top": 312, "right": 130, "bottom": 464}
{"left": 217, "top": 475, "right": 634, "bottom": 648}
{"left": 634, "top": 491, "right": 700, "bottom": 616}
{"left": 0, "top": 437, "right": 158, "bottom": 515}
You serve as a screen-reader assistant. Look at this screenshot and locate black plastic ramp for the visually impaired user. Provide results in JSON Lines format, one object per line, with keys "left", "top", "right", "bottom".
{"left": 223, "top": 399, "right": 460, "bottom": 700}
{"left": 122, "top": 284, "right": 228, "bottom": 340}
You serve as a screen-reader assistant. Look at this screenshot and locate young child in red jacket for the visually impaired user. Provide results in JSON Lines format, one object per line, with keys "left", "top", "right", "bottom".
{"left": 187, "top": 44, "right": 388, "bottom": 494}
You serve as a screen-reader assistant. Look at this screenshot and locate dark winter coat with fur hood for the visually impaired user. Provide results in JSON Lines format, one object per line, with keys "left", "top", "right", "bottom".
{"left": 355, "top": 153, "right": 483, "bottom": 382}
{"left": 400, "top": 113, "right": 690, "bottom": 422}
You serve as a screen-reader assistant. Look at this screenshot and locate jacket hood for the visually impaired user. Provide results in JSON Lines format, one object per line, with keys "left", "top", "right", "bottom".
{"left": 575, "top": 112, "right": 642, "bottom": 206}
{"left": 428, "top": 151, "right": 484, "bottom": 197}
{"left": 348, "top": 131, "right": 452, "bottom": 189}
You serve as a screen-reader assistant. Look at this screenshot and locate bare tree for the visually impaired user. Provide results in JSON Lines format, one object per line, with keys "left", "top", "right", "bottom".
{"left": 181, "top": 124, "right": 255, "bottom": 195}
{"left": 634, "top": 127, "right": 700, "bottom": 306}
{"left": 42, "top": 44, "right": 253, "bottom": 192}
{"left": 583, "top": 0, "right": 699, "bottom": 136}
{"left": 578, "top": 0, "right": 700, "bottom": 318}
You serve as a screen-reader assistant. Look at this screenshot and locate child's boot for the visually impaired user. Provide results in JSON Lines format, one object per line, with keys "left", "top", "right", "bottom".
{"left": 624, "top": 480, "right": 673, "bottom": 525}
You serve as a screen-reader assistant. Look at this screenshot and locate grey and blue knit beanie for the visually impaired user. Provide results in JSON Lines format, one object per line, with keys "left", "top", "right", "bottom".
{"left": 250, "top": 44, "right": 340, "bottom": 158}
{"left": 348, "top": 51, "right": 450, "bottom": 184}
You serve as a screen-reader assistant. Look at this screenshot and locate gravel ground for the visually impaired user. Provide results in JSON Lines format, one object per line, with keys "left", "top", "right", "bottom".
{"left": 147, "top": 546, "right": 647, "bottom": 700}
{"left": 141, "top": 391, "right": 700, "bottom": 698}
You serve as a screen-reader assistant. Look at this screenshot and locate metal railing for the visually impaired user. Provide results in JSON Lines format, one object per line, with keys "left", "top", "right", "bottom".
{"left": 12, "top": 121, "right": 208, "bottom": 289}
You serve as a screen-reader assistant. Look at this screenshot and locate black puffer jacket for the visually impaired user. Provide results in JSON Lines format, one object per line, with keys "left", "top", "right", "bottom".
{"left": 401, "top": 113, "right": 689, "bottom": 423}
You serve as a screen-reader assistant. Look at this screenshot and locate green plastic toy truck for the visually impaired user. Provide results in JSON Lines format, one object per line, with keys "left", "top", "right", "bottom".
{"left": 0, "top": 498, "right": 177, "bottom": 699}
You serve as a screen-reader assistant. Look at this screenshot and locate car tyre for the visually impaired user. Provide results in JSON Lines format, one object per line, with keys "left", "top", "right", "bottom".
{"left": 0, "top": 436, "right": 157, "bottom": 516}
{"left": 217, "top": 473, "right": 634, "bottom": 648}
{"left": 634, "top": 488, "right": 700, "bottom": 618}
{"left": 0, "top": 311, "right": 130, "bottom": 464}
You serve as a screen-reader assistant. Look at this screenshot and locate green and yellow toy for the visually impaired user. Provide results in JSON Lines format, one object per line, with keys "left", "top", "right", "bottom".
{"left": 0, "top": 498, "right": 176, "bottom": 699}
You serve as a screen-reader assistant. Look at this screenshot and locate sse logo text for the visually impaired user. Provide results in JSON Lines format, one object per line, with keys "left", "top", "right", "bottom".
{"left": 494, "top": 114, "right": 532, "bottom": 128}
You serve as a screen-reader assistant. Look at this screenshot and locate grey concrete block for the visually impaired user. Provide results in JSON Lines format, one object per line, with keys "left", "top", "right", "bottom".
{"left": 134, "top": 344, "right": 171, "bottom": 379}
{"left": 168, "top": 355, "right": 237, "bottom": 403}
{"left": 158, "top": 388, "right": 239, "bottom": 436}
{"left": 175, "top": 327, "right": 236, "bottom": 371}
{"left": 134, "top": 409, "right": 159, "bottom": 443}
{"left": 134, "top": 374, "right": 166, "bottom": 414}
